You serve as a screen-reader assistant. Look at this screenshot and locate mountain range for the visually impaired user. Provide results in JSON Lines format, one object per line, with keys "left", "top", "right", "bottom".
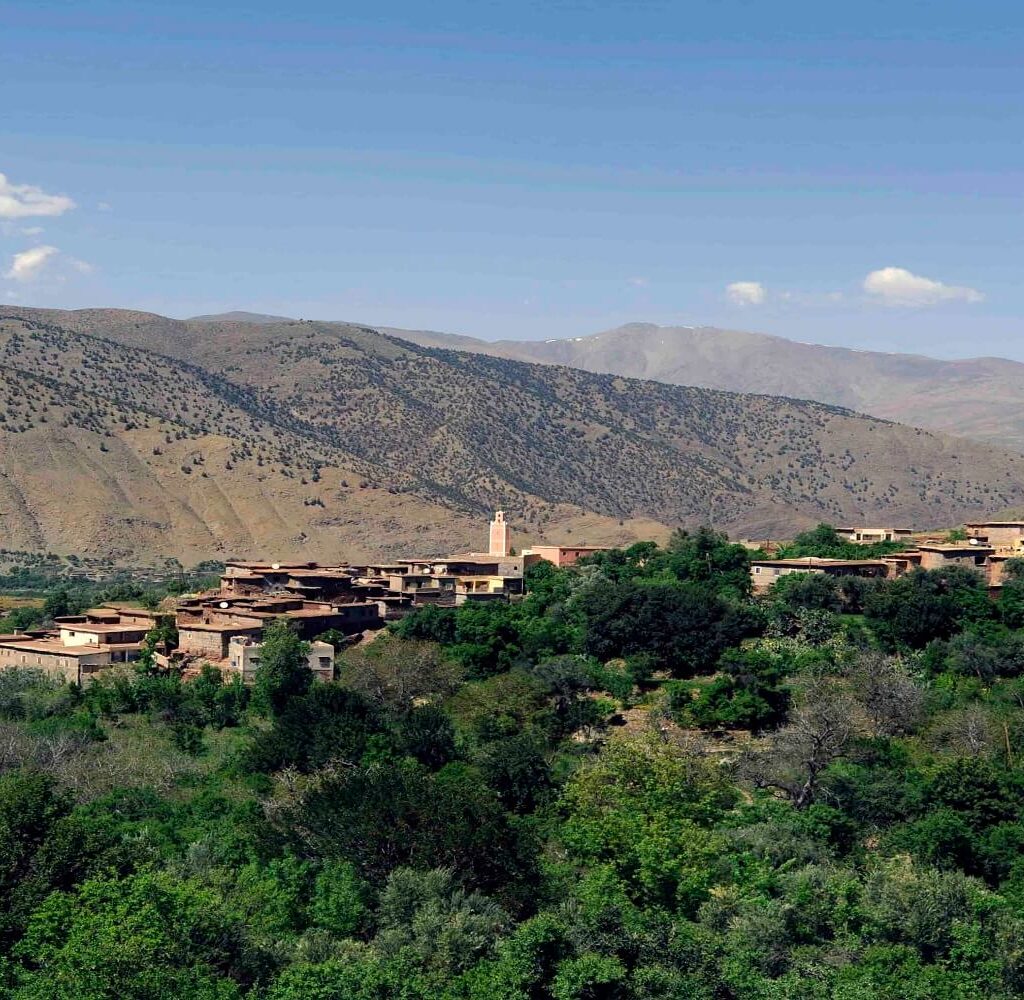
{"left": 380, "top": 322, "right": 1024, "bottom": 452}
{"left": 1, "top": 305, "right": 1023, "bottom": 564}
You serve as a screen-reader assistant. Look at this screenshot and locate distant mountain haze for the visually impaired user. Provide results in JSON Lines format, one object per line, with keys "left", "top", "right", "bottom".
{"left": 2, "top": 305, "right": 1023, "bottom": 564}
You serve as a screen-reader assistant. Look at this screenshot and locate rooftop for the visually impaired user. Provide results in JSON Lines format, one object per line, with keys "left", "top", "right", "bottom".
{"left": 179, "top": 617, "right": 264, "bottom": 632}
{"left": 58, "top": 622, "right": 151, "bottom": 634}
{"left": 917, "top": 543, "right": 995, "bottom": 553}
{"left": 751, "top": 557, "right": 888, "bottom": 568}
{"left": 0, "top": 636, "right": 138, "bottom": 656}
{"left": 964, "top": 521, "right": 1024, "bottom": 527}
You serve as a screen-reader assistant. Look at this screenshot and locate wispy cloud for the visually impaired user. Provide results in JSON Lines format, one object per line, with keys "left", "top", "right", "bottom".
{"left": 627, "top": 276, "right": 650, "bottom": 288}
{"left": 726, "top": 280, "right": 766, "bottom": 306}
{"left": 863, "top": 267, "right": 983, "bottom": 307}
{"left": 5, "top": 245, "right": 60, "bottom": 281}
{"left": 0, "top": 173, "right": 75, "bottom": 220}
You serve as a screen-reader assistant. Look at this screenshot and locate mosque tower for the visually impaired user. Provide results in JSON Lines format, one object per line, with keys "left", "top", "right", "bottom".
{"left": 488, "top": 510, "right": 511, "bottom": 557}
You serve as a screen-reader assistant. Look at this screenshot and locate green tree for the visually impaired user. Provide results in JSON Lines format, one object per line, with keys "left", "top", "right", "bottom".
{"left": 573, "top": 579, "right": 753, "bottom": 677}
{"left": 253, "top": 619, "right": 313, "bottom": 717}
{"left": 865, "top": 567, "right": 993, "bottom": 650}
{"left": 373, "top": 867, "right": 509, "bottom": 978}
{"left": 770, "top": 571, "right": 843, "bottom": 612}
{"left": 309, "top": 860, "right": 372, "bottom": 937}
{"left": 688, "top": 646, "right": 792, "bottom": 733}
{"left": 559, "top": 734, "right": 735, "bottom": 910}
{"left": 13, "top": 871, "right": 247, "bottom": 999}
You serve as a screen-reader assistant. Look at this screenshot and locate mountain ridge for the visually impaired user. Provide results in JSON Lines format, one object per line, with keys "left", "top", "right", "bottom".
{"left": 188, "top": 312, "right": 1024, "bottom": 449}
{"left": 2, "top": 305, "right": 1024, "bottom": 563}
{"left": 383, "top": 321, "right": 1024, "bottom": 449}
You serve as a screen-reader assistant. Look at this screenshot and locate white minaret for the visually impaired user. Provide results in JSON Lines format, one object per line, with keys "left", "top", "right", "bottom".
{"left": 489, "top": 510, "right": 511, "bottom": 557}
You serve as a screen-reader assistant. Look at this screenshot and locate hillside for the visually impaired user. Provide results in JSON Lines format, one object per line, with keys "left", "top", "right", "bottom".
{"left": 383, "top": 322, "right": 1024, "bottom": 451}
{"left": 2, "top": 306, "right": 1024, "bottom": 563}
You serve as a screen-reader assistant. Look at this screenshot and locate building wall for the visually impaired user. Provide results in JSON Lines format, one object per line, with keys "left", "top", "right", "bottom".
{"left": 841, "top": 528, "right": 910, "bottom": 544}
{"left": 58, "top": 626, "right": 147, "bottom": 648}
{"left": 966, "top": 525, "right": 1024, "bottom": 549}
{"left": 751, "top": 565, "right": 825, "bottom": 590}
{"left": 0, "top": 646, "right": 100, "bottom": 683}
{"left": 750, "top": 564, "right": 887, "bottom": 591}
{"left": 178, "top": 627, "right": 235, "bottom": 660}
{"left": 528, "top": 545, "right": 607, "bottom": 568}
{"left": 917, "top": 551, "right": 989, "bottom": 572}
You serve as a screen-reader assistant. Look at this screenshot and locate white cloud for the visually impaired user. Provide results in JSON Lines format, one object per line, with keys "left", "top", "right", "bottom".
{"left": 20, "top": 226, "right": 44, "bottom": 236}
{"left": 863, "top": 266, "right": 983, "bottom": 307}
{"left": 0, "top": 173, "right": 75, "bottom": 220}
{"left": 4, "top": 245, "right": 60, "bottom": 281}
{"left": 3, "top": 245, "right": 93, "bottom": 283}
{"left": 627, "top": 276, "right": 650, "bottom": 288}
{"left": 726, "top": 280, "right": 766, "bottom": 306}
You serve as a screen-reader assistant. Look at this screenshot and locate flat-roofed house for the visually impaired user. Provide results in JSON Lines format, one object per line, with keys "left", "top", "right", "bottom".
{"left": 836, "top": 527, "right": 915, "bottom": 545}
{"left": 964, "top": 522, "right": 1024, "bottom": 551}
{"left": 750, "top": 557, "right": 889, "bottom": 592}
{"left": 523, "top": 545, "right": 612, "bottom": 568}
{"left": 177, "top": 615, "right": 265, "bottom": 660}
{"left": 881, "top": 552, "right": 924, "bottom": 579}
{"left": 0, "top": 606, "right": 155, "bottom": 683}
{"left": 916, "top": 543, "right": 994, "bottom": 573}
{"left": 175, "top": 594, "right": 383, "bottom": 659}
{"left": 0, "top": 636, "right": 140, "bottom": 684}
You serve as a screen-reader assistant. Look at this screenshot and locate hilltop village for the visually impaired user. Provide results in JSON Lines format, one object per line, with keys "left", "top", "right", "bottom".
{"left": 0, "top": 512, "right": 611, "bottom": 684}
{"left": 2, "top": 513, "right": 1023, "bottom": 686}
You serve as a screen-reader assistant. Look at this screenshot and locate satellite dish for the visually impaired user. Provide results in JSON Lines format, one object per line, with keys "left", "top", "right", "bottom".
{"left": 219, "top": 601, "right": 229, "bottom": 609}
{"left": 969, "top": 538, "right": 979, "bottom": 546}
{"left": 271, "top": 562, "right": 280, "bottom": 570}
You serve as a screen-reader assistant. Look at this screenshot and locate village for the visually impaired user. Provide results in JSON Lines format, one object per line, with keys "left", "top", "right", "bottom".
{"left": 748, "top": 519, "right": 1024, "bottom": 593}
{"left": 2, "top": 512, "right": 1023, "bottom": 687}
{"left": 0, "top": 511, "right": 611, "bottom": 685}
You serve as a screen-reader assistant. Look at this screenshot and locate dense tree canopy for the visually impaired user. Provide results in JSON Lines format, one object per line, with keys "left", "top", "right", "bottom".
{"left": 4, "top": 530, "right": 1024, "bottom": 996}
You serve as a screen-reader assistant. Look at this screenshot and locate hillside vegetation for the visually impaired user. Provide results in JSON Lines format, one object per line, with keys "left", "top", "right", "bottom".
{"left": 3, "top": 306, "right": 1024, "bottom": 562}
{"left": 388, "top": 321, "right": 1024, "bottom": 451}
{"left": 5, "top": 532, "right": 1024, "bottom": 995}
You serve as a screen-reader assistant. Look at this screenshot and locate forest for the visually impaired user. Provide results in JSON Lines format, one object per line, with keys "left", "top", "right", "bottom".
{"left": 3, "top": 525, "right": 1024, "bottom": 998}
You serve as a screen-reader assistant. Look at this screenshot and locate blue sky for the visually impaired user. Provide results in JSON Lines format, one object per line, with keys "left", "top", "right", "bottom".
{"left": 3, "top": 0, "right": 1023, "bottom": 357}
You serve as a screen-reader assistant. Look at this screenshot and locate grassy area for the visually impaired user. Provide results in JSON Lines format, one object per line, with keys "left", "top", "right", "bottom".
{"left": 0, "top": 595, "right": 44, "bottom": 611}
